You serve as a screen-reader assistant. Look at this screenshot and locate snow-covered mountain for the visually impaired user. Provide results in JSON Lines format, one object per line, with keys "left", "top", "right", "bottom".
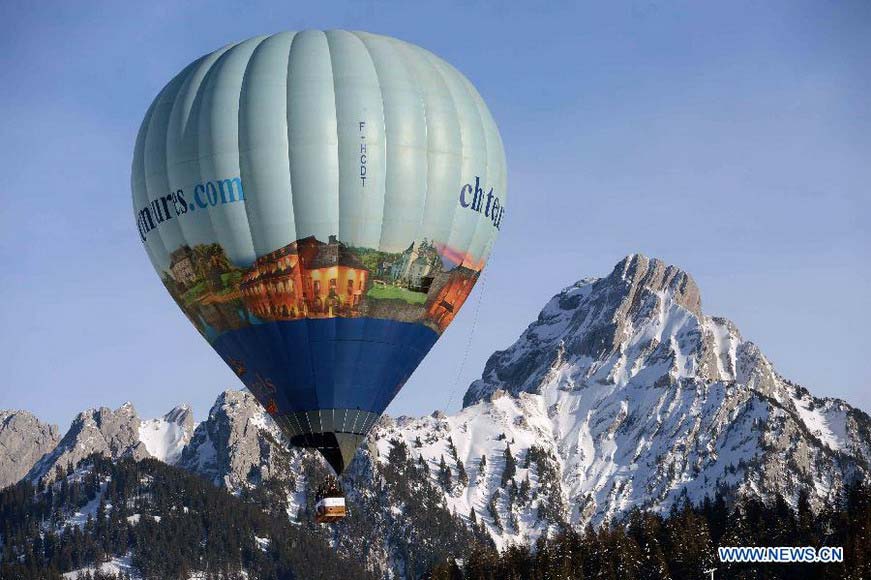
{"left": 384, "top": 254, "right": 871, "bottom": 546}
{"left": 3, "top": 254, "right": 870, "bottom": 566}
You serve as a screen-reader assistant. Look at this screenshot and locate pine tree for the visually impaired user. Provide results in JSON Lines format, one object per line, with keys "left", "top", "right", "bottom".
{"left": 487, "top": 492, "right": 502, "bottom": 531}
{"left": 447, "top": 437, "right": 459, "bottom": 461}
{"left": 438, "top": 455, "right": 452, "bottom": 489}
{"left": 509, "top": 511, "right": 519, "bottom": 532}
{"left": 501, "top": 443, "right": 516, "bottom": 487}
{"left": 457, "top": 460, "right": 469, "bottom": 487}
{"left": 388, "top": 438, "right": 409, "bottom": 465}
{"left": 519, "top": 474, "right": 531, "bottom": 503}
{"left": 417, "top": 454, "right": 430, "bottom": 476}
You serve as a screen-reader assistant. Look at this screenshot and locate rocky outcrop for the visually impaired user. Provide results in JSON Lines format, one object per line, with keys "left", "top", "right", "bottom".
{"left": 0, "top": 411, "right": 60, "bottom": 489}
{"left": 177, "top": 390, "right": 296, "bottom": 489}
{"left": 464, "top": 255, "right": 714, "bottom": 406}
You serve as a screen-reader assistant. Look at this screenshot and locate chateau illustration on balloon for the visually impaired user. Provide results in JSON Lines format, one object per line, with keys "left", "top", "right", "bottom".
{"left": 159, "top": 235, "right": 482, "bottom": 341}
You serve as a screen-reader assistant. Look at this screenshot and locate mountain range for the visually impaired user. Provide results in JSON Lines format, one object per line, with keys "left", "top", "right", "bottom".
{"left": 2, "top": 254, "right": 869, "bottom": 577}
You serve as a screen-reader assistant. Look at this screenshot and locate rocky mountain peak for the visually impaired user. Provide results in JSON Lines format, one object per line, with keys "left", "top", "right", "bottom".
{"left": 177, "top": 390, "right": 293, "bottom": 489}
{"left": 163, "top": 403, "right": 194, "bottom": 426}
{"left": 465, "top": 255, "right": 725, "bottom": 406}
{"left": 212, "top": 389, "right": 258, "bottom": 413}
{"left": 27, "top": 403, "right": 151, "bottom": 483}
{"left": 0, "top": 410, "right": 60, "bottom": 489}
{"left": 609, "top": 254, "right": 702, "bottom": 318}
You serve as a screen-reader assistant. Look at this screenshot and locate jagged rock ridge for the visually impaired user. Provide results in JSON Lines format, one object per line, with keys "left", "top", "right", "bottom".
{"left": 22, "top": 402, "right": 195, "bottom": 483}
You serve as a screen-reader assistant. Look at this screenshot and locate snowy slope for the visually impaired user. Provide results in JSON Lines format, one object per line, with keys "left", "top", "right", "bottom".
{"left": 63, "top": 554, "right": 138, "bottom": 579}
{"left": 138, "top": 404, "right": 195, "bottom": 463}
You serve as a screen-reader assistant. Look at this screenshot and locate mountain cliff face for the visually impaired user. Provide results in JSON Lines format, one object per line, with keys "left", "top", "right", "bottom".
{"left": 0, "top": 410, "right": 60, "bottom": 488}
{"left": 3, "top": 255, "right": 870, "bottom": 575}
{"left": 177, "top": 391, "right": 293, "bottom": 490}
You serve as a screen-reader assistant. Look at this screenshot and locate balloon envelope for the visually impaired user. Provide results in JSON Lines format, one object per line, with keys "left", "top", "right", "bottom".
{"left": 132, "top": 30, "right": 507, "bottom": 474}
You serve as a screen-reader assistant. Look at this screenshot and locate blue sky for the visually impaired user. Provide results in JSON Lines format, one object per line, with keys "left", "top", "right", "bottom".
{"left": 1, "top": 1, "right": 868, "bottom": 429}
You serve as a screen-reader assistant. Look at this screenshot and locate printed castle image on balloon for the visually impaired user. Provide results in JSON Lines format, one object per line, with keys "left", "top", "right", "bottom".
{"left": 159, "top": 235, "right": 481, "bottom": 341}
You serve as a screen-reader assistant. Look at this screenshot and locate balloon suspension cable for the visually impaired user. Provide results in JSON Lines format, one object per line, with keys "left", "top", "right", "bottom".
{"left": 316, "top": 474, "right": 344, "bottom": 499}
{"left": 443, "top": 247, "right": 494, "bottom": 412}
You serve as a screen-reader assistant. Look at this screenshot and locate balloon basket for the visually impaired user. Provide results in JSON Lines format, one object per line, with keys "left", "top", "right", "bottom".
{"left": 314, "top": 476, "right": 347, "bottom": 524}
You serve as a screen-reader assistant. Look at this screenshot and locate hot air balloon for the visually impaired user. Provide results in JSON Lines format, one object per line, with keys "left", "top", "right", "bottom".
{"left": 132, "top": 30, "right": 506, "bottom": 522}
